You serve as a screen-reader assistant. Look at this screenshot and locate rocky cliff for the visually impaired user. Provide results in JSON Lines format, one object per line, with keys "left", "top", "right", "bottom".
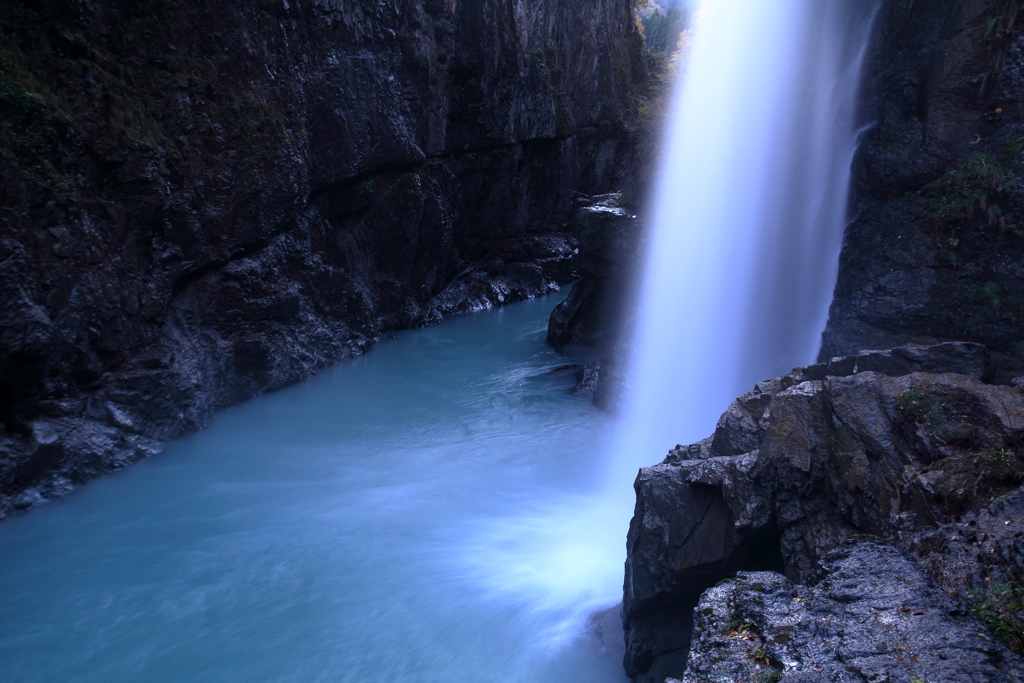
{"left": 823, "top": 0, "right": 1024, "bottom": 372}
{"left": 0, "top": 0, "right": 645, "bottom": 516}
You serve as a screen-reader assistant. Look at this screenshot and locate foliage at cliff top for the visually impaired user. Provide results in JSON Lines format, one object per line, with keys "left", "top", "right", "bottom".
{"left": 620, "top": 1, "right": 693, "bottom": 206}
{"left": 638, "top": 6, "right": 689, "bottom": 57}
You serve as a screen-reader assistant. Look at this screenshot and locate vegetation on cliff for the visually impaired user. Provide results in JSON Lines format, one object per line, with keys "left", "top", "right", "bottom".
{"left": 621, "top": 0, "right": 691, "bottom": 206}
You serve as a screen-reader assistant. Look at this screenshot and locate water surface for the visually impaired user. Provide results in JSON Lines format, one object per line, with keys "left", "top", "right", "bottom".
{"left": 0, "top": 294, "right": 626, "bottom": 683}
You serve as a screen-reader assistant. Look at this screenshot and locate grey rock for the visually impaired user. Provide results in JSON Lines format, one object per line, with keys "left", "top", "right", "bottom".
{"left": 547, "top": 193, "right": 644, "bottom": 353}
{"left": 820, "top": 342, "right": 992, "bottom": 381}
{"left": 683, "top": 540, "right": 1024, "bottom": 683}
{"left": 823, "top": 0, "right": 1024, "bottom": 359}
{"left": 573, "top": 361, "right": 601, "bottom": 396}
{"left": 587, "top": 603, "right": 627, "bottom": 662}
{"left": 593, "top": 353, "right": 629, "bottom": 415}
{"left": 665, "top": 437, "right": 713, "bottom": 464}
{"left": 912, "top": 489, "right": 1024, "bottom": 608}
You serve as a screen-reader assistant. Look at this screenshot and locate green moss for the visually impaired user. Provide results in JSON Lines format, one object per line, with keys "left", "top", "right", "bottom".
{"left": 931, "top": 278, "right": 1024, "bottom": 343}
{"left": 896, "top": 383, "right": 979, "bottom": 445}
{"left": 984, "top": 0, "right": 1024, "bottom": 39}
{"left": 433, "top": 18, "right": 453, "bottom": 39}
{"left": 971, "top": 581, "right": 1024, "bottom": 654}
{"left": 728, "top": 616, "right": 754, "bottom": 633}
{"left": 929, "top": 152, "right": 1020, "bottom": 241}
{"left": 902, "top": 382, "right": 1024, "bottom": 514}
{"left": 920, "top": 144, "right": 1024, "bottom": 348}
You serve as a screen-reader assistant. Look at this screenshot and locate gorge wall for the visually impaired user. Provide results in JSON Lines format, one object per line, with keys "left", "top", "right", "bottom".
{"left": 0, "top": 0, "right": 645, "bottom": 516}
{"left": 823, "top": 0, "right": 1024, "bottom": 371}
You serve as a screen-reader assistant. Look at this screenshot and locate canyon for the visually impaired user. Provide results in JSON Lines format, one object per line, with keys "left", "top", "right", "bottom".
{"left": 4, "top": 0, "right": 1024, "bottom": 681}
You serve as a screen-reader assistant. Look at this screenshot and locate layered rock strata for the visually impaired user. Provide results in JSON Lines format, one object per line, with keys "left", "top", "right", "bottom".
{"left": 624, "top": 342, "right": 1024, "bottom": 682}
{"left": 0, "top": 0, "right": 645, "bottom": 516}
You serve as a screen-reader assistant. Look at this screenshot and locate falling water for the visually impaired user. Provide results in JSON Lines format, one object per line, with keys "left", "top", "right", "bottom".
{"left": 427, "top": 0, "right": 881, "bottom": 636}
{"left": 611, "top": 0, "right": 878, "bottom": 482}
{"left": 439, "top": 0, "right": 881, "bottom": 638}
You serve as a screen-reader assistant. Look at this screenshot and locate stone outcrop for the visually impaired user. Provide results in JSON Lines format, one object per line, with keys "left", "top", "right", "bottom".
{"left": 0, "top": 0, "right": 645, "bottom": 516}
{"left": 545, "top": 192, "right": 641, "bottom": 413}
{"left": 547, "top": 193, "right": 642, "bottom": 351}
{"left": 823, "top": 0, "right": 1024, "bottom": 367}
{"left": 624, "top": 342, "right": 1024, "bottom": 681}
{"left": 679, "top": 540, "right": 1024, "bottom": 683}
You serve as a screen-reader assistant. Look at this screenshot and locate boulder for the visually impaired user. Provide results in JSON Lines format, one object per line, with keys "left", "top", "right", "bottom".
{"left": 547, "top": 194, "right": 643, "bottom": 352}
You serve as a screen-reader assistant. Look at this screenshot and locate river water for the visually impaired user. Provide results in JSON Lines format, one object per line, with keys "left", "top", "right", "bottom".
{"left": 0, "top": 293, "right": 628, "bottom": 683}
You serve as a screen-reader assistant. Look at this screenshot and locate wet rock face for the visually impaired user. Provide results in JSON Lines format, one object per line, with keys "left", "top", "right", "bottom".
{"left": 823, "top": 0, "right": 1024, "bottom": 364}
{"left": 546, "top": 193, "right": 642, "bottom": 415}
{"left": 0, "top": 0, "right": 645, "bottom": 515}
{"left": 623, "top": 342, "right": 1024, "bottom": 681}
{"left": 680, "top": 541, "right": 1024, "bottom": 683}
{"left": 915, "top": 489, "right": 1024, "bottom": 618}
{"left": 547, "top": 193, "right": 643, "bottom": 352}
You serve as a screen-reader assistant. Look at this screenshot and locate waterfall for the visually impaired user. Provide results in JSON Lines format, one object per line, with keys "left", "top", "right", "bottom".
{"left": 609, "top": 0, "right": 878, "bottom": 487}
{"left": 430, "top": 0, "right": 879, "bottom": 647}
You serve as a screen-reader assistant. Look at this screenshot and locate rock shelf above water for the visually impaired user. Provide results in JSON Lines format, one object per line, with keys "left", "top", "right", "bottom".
{"left": 624, "top": 342, "right": 1024, "bottom": 682}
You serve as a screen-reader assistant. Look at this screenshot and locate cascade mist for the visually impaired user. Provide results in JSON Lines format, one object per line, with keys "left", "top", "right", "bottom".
{"left": 613, "top": 0, "right": 878, "bottom": 477}
{"left": 616, "top": 1, "right": 879, "bottom": 680}
{"left": 459, "top": 0, "right": 882, "bottom": 635}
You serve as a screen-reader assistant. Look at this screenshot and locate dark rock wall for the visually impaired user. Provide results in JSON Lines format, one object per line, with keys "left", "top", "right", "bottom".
{"left": 546, "top": 192, "right": 642, "bottom": 352}
{"left": 823, "top": 0, "right": 1024, "bottom": 363}
{"left": 0, "top": 0, "right": 645, "bottom": 515}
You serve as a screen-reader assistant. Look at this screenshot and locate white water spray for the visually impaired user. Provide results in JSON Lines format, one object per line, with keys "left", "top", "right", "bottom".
{"left": 610, "top": 0, "right": 878, "bottom": 485}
